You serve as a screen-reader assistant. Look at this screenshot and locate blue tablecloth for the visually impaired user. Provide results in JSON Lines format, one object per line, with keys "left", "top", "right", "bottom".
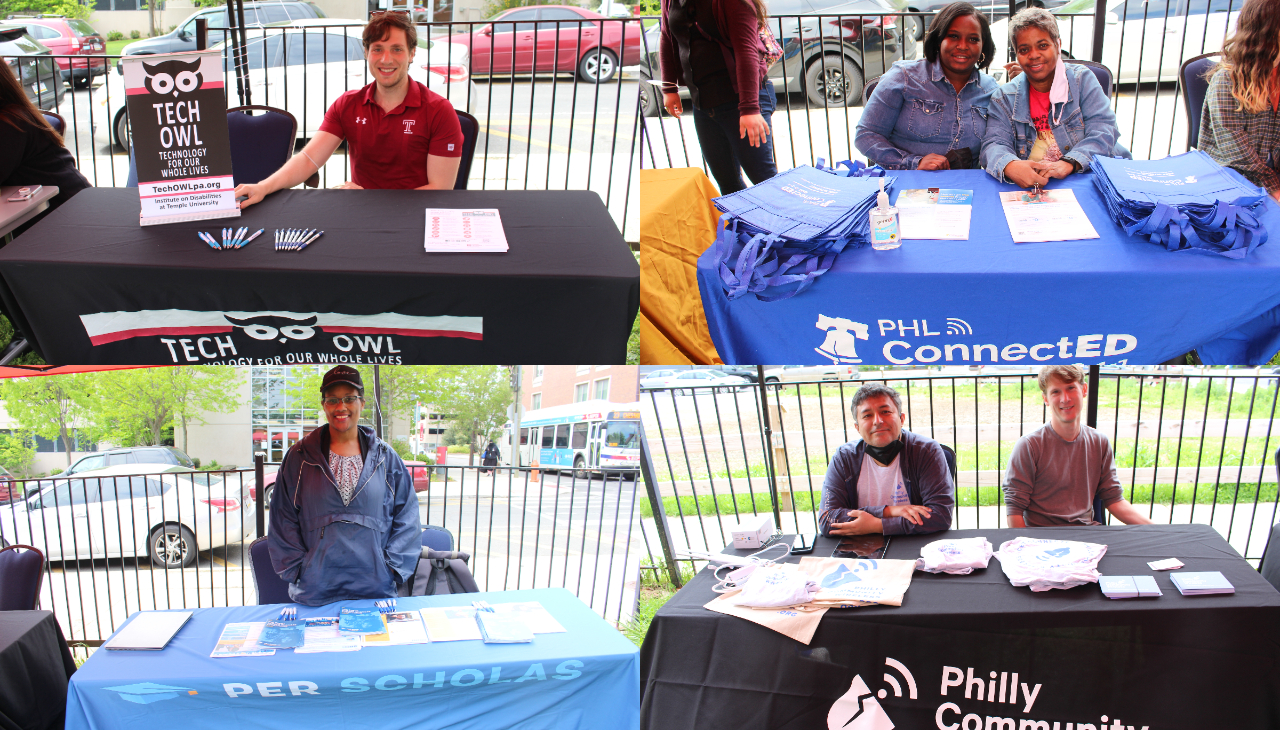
{"left": 65, "top": 588, "right": 639, "bottom": 730}
{"left": 697, "top": 169, "right": 1280, "bottom": 364}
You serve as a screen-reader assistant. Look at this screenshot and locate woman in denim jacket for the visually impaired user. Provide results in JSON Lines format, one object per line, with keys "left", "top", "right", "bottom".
{"left": 855, "top": 2, "right": 999, "bottom": 170}
{"left": 980, "top": 8, "right": 1128, "bottom": 188}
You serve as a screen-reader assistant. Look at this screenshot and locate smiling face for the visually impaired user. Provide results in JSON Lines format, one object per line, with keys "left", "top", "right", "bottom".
{"left": 1014, "top": 25, "right": 1060, "bottom": 88}
{"left": 939, "top": 13, "right": 983, "bottom": 80}
{"left": 323, "top": 384, "right": 364, "bottom": 436}
{"left": 365, "top": 26, "right": 415, "bottom": 91}
{"left": 855, "top": 394, "right": 906, "bottom": 449}
{"left": 1042, "top": 375, "right": 1087, "bottom": 432}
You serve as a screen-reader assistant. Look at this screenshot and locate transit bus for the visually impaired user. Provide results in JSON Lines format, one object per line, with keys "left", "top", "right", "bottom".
{"left": 501, "top": 400, "right": 641, "bottom": 477}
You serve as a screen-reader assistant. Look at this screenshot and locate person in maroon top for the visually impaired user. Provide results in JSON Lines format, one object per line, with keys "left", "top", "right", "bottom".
{"left": 234, "top": 11, "right": 463, "bottom": 208}
{"left": 659, "top": 0, "right": 777, "bottom": 194}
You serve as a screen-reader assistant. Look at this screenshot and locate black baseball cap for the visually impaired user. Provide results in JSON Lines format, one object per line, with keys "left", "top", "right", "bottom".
{"left": 321, "top": 365, "right": 364, "bottom": 394}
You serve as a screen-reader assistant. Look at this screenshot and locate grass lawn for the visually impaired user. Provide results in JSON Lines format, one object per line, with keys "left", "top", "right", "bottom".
{"left": 105, "top": 39, "right": 131, "bottom": 56}
{"left": 620, "top": 564, "right": 694, "bottom": 646}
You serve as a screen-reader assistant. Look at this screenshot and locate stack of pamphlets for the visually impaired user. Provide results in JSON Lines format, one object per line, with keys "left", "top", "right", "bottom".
{"left": 424, "top": 209, "right": 509, "bottom": 253}
{"left": 473, "top": 601, "right": 534, "bottom": 644}
{"left": 894, "top": 188, "right": 972, "bottom": 240}
{"left": 339, "top": 607, "right": 387, "bottom": 635}
{"left": 998, "top": 188, "right": 1099, "bottom": 243}
{"left": 1091, "top": 151, "right": 1268, "bottom": 258}
{"left": 708, "top": 165, "right": 896, "bottom": 301}
{"left": 1099, "top": 575, "right": 1162, "bottom": 599}
{"left": 1169, "top": 571, "right": 1235, "bottom": 595}
{"left": 257, "top": 620, "right": 304, "bottom": 648}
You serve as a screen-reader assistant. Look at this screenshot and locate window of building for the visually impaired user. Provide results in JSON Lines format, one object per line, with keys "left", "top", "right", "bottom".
{"left": 531, "top": 393, "right": 542, "bottom": 410}
{"left": 575, "top": 365, "right": 590, "bottom": 375}
{"left": 593, "top": 378, "right": 610, "bottom": 400}
{"left": 574, "top": 383, "right": 589, "bottom": 402}
{"left": 250, "top": 366, "right": 324, "bottom": 463}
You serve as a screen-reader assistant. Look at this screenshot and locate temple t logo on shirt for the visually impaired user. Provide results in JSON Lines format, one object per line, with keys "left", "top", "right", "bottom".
{"left": 403, "top": 120, "right": 416, "bottom": 134}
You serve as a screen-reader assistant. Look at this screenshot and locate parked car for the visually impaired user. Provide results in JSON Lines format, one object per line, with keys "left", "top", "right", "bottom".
{"left": 762, "top": 364, "right": 860, "bottom": 383}
{"left": 639, "top": 369, "right": 681, "bottom": 389}
{"left": 0, "top": 25, "right": 66, "bottom": 110}
{"left": 0, "top": 464, "right": 255, "bottom": 568}
{"left": 251, "top": 460, "right": 430, "bottom": 504}
{"left": 0, "top": 466, "right": 17, "bottom": 504}
{"left": 639, "top": 0, "right": 909, "bottom": 113}
{"left": 910, "top": 0, "right": 1059, "bottom": 38}
{"left": 9, "top": 16, "right": 106, "bottom": 88}
{"left": 118, "top": 0, "right": 327, "bottom": 60}
{"left": 670, "top": 370, "right": 751, "bottom": 392}
{"left": 59, "top": 446, "right": 196, "bottom": 478}
{"left": 988, "top": 0, "right": 1237, "bottom": 84}
{"left": 443, "top": 5, "right": 642, "bottom": 83}
{"left": 97, "top": 19, "right": 476, "bottom": 150}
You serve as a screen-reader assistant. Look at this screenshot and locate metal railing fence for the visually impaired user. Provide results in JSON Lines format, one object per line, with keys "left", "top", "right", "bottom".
{"left": 2, "top": 17, "right": 643, "bottom": 239}
{"left": 0, "top": 461, "right": 643, "bottom": 647}
{"left": 638, "top": 368, "right": 1280, "bottom": 576}
{"left": 641, "top": 0, "right": 1238, "bottom": 173}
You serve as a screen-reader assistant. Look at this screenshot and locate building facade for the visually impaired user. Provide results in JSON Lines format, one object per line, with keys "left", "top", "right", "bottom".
{"left": 521, "top": 366, "right": 638, "bottom": 411}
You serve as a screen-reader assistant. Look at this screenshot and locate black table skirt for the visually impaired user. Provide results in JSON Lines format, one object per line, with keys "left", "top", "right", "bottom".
{"left": 0, "top": 189, "right": 639, "bottom": 364}
{"left": 640, "top": 524, "right": 1280, "bottom": 730}
{"left": 0, "top": 611, "right": 75, "bottom": 730}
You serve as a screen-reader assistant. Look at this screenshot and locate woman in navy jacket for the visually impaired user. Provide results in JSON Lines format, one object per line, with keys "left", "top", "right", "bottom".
{"left": 268, "top": 366, "right": 421, "bottom": 606}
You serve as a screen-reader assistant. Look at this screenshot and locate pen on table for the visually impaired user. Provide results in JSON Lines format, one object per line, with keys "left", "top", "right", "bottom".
{"left": 237, "top": 226, "right": 248, "bottom": 248}
{"left": 198, "top": 232, "right": 220, "bottom": 250}
{"left": 298, "top": 230, "right": 323, "bottom": 251}
{"left": 222, "top": 228, "right": 229, "bottom": 250}
{"left": 232, "top": 227, "right": 245, "bottom": 248}
{"left": 239, "top": 229, "right": 264, "bottom": 248}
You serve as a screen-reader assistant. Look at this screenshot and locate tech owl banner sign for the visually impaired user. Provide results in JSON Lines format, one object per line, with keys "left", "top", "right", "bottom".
{"left": 122, "top": 50, "right": 240, "bottom": 226}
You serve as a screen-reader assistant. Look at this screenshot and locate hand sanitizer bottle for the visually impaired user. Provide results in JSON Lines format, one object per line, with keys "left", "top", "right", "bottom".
{"left": 869, "top": 177, "right": 900, "bottom": 250}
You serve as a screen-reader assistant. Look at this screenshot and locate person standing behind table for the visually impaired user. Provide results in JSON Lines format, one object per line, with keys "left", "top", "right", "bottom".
{"left": 659, "top": 0, "right": 780, "bottom": 194}
{"left": 979, "top": 8, "right": 1129, "bottom": 189}
{"left": 855, "top": 2, "right": 999, "bottom": 171}
{"left": 817, "top": 383, "right": 954, "bottom": 537}
{"left": 1198, "top": 0, "right": 1280, "bottom": 201}
{"left": 0, "top": 60, "right": 90, "bottom": 236}
{"left": 1003, "top": 365, "right": 1153, "bottom": 528}
{"left": 234, "top": 11, "right": 462, "bottom": 208}
{"left": 269, "top": 365, "right": 422, "bottom": 606}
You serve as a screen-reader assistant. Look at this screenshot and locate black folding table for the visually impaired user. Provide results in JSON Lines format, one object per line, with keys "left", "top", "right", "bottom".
{"left": 0, "top": 610, "right": 76, "bottom": 730}
{"left": 641, "top": 524, "right": 1280, "bottom": 730}
{"left": 0, "top": 188, "right": 639, "bottom": 364}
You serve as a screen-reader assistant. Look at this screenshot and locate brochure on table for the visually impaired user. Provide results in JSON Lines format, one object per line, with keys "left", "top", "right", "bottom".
{"left": 999, "top": 188, "right": 1100, "bottom": 243}
{"left": 122, "top": 50, "right": 240, "bottom": 226}
{"left": 424, "top": 209, "right": 509, "bottom": 252}
{"left": 894, "top": 188, "right": 973, "bottom": 240}
{"left": 210, "top": 602, "right": 566, "bottom": 657}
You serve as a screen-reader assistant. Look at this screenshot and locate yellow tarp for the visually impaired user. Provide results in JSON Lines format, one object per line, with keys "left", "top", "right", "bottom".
{"left": 639, "top": 168, "right": 723, "bottom": 365}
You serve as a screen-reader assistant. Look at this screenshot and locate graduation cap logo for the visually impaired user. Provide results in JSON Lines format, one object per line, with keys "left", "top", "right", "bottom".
{"left": 104, "top": 682, "right": 196, "bottom": 704}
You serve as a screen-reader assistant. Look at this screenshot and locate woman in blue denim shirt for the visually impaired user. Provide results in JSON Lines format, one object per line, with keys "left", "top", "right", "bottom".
{"left": 855, "top": 2, "right": 999, "bottom": 170}
{"left": 979, "top": 8, "right": 1129, "bottom": 188}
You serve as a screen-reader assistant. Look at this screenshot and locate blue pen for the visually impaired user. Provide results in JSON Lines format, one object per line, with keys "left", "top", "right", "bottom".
{"left": 239, "top": 229, "right": 263, "bottom": 249}
{"left": 199, "top": 232, "right": 219, "bottom": 250}
{"left": 222, "top": 228, "right": 230, "bottom": 250}
{"left": 236, "top": 226, "right": 247, "bottom": 248}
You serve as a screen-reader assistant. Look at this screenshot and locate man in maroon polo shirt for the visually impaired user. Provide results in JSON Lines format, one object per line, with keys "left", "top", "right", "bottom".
{"left": 234, "top": 11, "right": 463, "bottom": 207}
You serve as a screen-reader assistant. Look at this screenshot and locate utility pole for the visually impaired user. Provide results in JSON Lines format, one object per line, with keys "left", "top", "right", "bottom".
{"left": 510, "top": 365, "right": 523, "bottom": 469}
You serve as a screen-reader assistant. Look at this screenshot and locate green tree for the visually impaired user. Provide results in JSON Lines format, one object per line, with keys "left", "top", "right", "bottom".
{"left": 86, "top": 367, "right": 243, "bottom": 449}
{"left": 0, "top": 0, "right": 91, "bottom": 19}
{"left": 431, "top": 366, "right": 512, "bottom": 465}
{"left": 286, "top": 365, "right": 457, "bottom": 441}
{"left": 1, "top": 375, "right": 95, "bottom": 466}
{"left": 0, "top": 431, "right": 37, "bottom": 478}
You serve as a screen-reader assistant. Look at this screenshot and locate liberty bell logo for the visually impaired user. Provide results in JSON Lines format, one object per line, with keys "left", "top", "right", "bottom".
{"left": 815, "top": 315, "right": 870, "bottom": 364}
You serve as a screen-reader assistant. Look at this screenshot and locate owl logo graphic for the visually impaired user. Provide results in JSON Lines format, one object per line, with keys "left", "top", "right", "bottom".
{"left": 142, "top": 58, "right": 204, "bottom": 97}
{"left": 224, "top": 314, "right": 318, "bottom": 343}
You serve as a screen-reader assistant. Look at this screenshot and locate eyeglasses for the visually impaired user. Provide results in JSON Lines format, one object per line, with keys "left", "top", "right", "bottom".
{"left": 322, "top": 396, "right": 364, "bottom": 406}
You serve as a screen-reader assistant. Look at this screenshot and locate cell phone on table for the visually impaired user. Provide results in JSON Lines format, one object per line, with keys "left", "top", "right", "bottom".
{"left": 833, "top": 535, "right": 888, "bottom": 560}
{"left": 7, "top": 186, "right": 41, "bottom": 202}
{"left": 791, "top": 533, "right": 817, "bottom": 554}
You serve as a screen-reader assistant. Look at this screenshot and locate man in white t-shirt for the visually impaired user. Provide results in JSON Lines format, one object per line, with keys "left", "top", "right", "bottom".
{"left": 818, "top": 384, "right": 955, "bottom": 536}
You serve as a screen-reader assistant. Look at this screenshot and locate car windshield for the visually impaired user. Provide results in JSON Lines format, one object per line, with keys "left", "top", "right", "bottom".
{"left": 67, "top": 19, "right": 97, "bottom": 36}
{"left": 604, "top": 421, "right": 639, "bottom": 449}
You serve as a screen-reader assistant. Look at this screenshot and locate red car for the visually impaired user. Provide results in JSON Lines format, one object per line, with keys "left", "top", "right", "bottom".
{"left": 0, "top": 465, "right": 18, "bottom": 504}
{"left": 14, "top": 16, "right": 106, "bottom": 88}
{"left": 252, "top": 462, "right": 431, "bottom": 505}
{"left": 444, "top": 5, "right": 642, "bottom": 83}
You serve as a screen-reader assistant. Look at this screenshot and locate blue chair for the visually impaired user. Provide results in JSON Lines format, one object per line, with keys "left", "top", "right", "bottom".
{"left": 1260, "top": 448, "right": 1280, "bottom": 591}
{"left": 249, "top": 536, "right": 294, "bottom": 605}
{"left": 41, "top": 112, "right": 65, "bottom": 135}
{"left": 1065, "top": 59, "right": 1113, "bottom": 99}
{"left": 939, "top": 443, "right": 957, "bottom": 485}
{"left": 0, "top": 544, "right": 44, "bottom": 610}
{"left": 454, "top": 110, "right": 479, "bottom": 190}
{"left": 1092, "top": 494, "right": 1106, "bottom": 525}
{"left": 226, "top": 105, "right": 298, "bottom": 186}
{"left": 421, "top": 525, "right": 454, "bottom": 552}
{"left": 1180, "top": 52, "right": 1220, "bottom": 149}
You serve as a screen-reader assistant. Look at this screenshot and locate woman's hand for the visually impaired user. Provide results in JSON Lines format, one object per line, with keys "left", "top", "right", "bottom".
{"left": 233, "top": 183, "right": 267, "bottom": 209}
{"left": 740, "top": 113, "right": 770, "bottom": 147}
{"left": 1004, "top": 62, "right": 1022, "bottom": 80}
{"left": 1004, "top": 159, "right": 1050, "bottom": 189}
{"left": 918, "top": 153, "right": 950, "bottom": 171}
{"left": 1033, "top": 159, "right": 1075, "bottom": 179}
{"left": 663, "top": 92, "right": 683, "bottom": 118}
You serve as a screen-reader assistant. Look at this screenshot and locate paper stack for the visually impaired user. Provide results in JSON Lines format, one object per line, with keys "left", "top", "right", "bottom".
{"left": 1099, "top": 575, "right": 1162, "bottom": 599}
{"left": 1170, "top": 571, "right": 1235, "bottom": 595}
{"left": 424, "top": 209, "right": 509, "bottom": 253}
{"left": 1091, "top": 151, "right": 1268, "bottom": 258}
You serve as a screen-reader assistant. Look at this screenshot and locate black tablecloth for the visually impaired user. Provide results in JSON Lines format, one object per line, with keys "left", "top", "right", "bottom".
{"left": 0, "top": 611, "right": 75, "bottom": 730}
{"left": 640, "top": 524, "right": 1280, "bottom": 730}
{"left": 0, "top": 189, "right": 639, "bottom": 364}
